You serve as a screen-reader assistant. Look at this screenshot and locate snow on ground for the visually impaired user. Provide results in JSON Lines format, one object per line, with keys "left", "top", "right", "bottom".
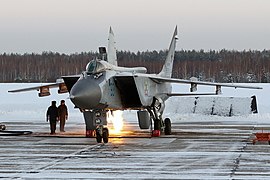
{"left": 121, "top": 83, "right": 270, "bottom": 126}
{"left": 1, "top": 83, "right": 270, "bottom": 179}
{"left": 0, "top": 83, "right": 83, "bottom": 123}
{"left": 164, "top": 83, "right": 270, "bottom": 125}
{"left": 0, "top": 83, "right": 269, "bottom": 125}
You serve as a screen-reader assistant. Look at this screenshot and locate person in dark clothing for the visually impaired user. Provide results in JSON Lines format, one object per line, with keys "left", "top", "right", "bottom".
{"left": 58, "top": 100, "right": 68, "bottom": 132}
{"left": 46, "top": 101, "right": 59, "bottom": 134}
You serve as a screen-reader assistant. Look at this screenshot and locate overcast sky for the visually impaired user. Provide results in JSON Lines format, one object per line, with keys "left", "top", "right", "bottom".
{"left": 0, "top": 0, "right": 269, "bottom": 53}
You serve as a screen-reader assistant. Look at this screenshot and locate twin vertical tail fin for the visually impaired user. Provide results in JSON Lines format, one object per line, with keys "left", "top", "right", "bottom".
{"left": 107, "top": 26, "right": 177, "bottom": 70}
{"left": 107, "top": 27, "right": 118, "bottom": 66}
{"left": 158, "top": 26, "right": 178, "bottom": 78}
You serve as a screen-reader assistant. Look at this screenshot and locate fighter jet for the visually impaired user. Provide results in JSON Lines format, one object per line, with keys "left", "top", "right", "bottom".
{"left": 9, "top": 26, "right": 262, "bottom": 143}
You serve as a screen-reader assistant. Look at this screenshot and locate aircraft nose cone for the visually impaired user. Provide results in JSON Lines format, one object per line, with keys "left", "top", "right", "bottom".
{"left": 70, "top": 79, "right": 101, "bottom": 109}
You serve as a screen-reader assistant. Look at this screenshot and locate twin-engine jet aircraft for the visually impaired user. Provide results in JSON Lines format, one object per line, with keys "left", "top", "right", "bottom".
{"left": 9, "top": 26, "right": 262, "bottom": 143}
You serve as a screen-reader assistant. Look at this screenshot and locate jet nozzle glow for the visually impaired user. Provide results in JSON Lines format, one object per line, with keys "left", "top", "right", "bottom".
{"left": 108, "top": 110, "right": 124, "bottom": 134}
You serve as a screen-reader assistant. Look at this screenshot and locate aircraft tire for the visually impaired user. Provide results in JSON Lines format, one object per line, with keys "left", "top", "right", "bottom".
{"left": 103, "top": 128, "right": 109, "bottom": 143}
{"left": 0, "top": 124, "right": 6, "bottom": 130}
{"left": 164, "top": 118, "right": 172, "bottom": 135}
{"left": 96, "top": 131, "right": 102, "bottom": 143}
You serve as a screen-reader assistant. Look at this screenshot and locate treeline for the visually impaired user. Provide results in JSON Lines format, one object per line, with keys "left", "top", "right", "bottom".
{"left": 1, "top": 49, "right": 270, "bottom": 83}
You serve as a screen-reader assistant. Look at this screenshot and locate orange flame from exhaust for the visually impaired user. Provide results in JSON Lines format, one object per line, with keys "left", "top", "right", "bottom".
{"left": 107, "top": 110, "right": 124, "bottom": 135}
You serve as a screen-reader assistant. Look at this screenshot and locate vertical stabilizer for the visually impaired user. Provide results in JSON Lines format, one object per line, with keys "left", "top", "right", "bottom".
{"left": 158, "top": 26, "right": 178, "bottom": 77}
{"left": 107, "top": 27, "right": 118, "bottom": 66}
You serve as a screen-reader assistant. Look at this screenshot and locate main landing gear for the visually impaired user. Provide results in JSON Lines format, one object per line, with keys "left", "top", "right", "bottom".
{"left": 164, "top": 118, "right": 172, "bottom": 135}
{"left": 152, "top": 118, "right": 172, "bottom": 137}
{"left": 148, "top": 98, "right": 172, "bottom": 137}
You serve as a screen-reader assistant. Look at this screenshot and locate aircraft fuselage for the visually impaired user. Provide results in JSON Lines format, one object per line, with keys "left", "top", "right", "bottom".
{"left": 69, "top": 66, "right": 172, "bottom": 111}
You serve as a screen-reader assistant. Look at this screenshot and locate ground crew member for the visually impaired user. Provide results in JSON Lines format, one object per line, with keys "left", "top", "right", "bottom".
{"left": 58, "top": 100, "right": 68, "bottom": 132}
{"left": 46, "top": 101, "right": 58, "bottom": 134}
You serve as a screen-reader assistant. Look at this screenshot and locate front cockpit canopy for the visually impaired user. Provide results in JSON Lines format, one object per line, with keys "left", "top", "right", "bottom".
{"left": 86, "top": 60, "right": 107, "bottom": 74}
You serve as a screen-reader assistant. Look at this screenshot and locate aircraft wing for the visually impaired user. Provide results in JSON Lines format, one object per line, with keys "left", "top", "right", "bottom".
{"left": 8, "top": 75, "right": 80, "bottom": 97}
{"left": 167, "top": 93, "right": 217, "bottom": 96}
{"left": 146, "top": 76, "right": 262, "bottom": 89}
{"left": 8, "top": 82, "right": 67, "bottom": 97}
{"left": 132, "top": 73, "right": 262, "bottom": 95}
{"left": 8, "top": 83, "right": 60, "bottom": 93}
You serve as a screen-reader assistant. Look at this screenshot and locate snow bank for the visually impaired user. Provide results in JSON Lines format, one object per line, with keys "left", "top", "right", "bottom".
{"left": 165, "top": 96, "right": 253, "bottom": 116}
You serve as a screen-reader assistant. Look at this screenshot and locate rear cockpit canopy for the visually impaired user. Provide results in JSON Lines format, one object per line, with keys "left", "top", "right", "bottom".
{"left": 85, "top": 59, "right": 147, "bottom": 75}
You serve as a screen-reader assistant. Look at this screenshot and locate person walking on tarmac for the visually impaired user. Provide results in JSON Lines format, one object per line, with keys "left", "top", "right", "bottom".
{"left": 46, "top": 101, "right": 58, "bottom": 134}
{"left": 58, "top": 100, "right": 68, "bottom": 132}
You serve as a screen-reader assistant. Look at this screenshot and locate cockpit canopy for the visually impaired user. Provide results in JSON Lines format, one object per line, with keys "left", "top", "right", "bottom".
{"left": 86, "top": 60, "right": 107, "bottom": 74}
{"left": 85, "top": 59, "right": 147, "bottom": 75}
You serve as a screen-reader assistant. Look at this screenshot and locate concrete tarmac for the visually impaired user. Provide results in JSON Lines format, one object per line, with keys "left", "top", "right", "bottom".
{"left": 1, "top": 120, "right": 270, "bottom": 179}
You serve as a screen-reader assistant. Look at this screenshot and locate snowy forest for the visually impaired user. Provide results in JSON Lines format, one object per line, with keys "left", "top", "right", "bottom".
{"left": 0, "top": 49, "right": 270, "bottom": 83}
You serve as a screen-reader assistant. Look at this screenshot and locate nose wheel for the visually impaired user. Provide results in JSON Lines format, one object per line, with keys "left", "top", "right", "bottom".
{"left": 96, "top": 127, "right": 109, "bottom": 143}
{"left": 102, "top": 128, "right": 109, "bottom": 143}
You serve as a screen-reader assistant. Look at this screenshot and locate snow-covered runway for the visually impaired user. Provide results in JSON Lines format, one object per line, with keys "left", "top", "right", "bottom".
{"left": 1, "top": 119, "right": 270, "bottom": 179}
{"left": 1, "top": 83, "right": 270, "bottom": 179}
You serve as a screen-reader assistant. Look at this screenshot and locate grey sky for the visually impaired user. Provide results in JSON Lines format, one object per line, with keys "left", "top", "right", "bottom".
{"left": 0, "top": 0, "right": 269, "bottom": 53}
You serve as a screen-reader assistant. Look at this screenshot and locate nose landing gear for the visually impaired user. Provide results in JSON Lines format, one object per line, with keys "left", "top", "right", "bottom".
{"left": 83, "top": 110, "right": 110, "bottom": 143}
{"left": 96, "top": 126, "right": 109, "bottom": 143}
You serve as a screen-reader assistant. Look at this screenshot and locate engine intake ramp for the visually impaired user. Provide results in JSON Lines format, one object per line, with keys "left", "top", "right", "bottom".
{"left": 165, "top": 96, "right": 257, "bottom": 116}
